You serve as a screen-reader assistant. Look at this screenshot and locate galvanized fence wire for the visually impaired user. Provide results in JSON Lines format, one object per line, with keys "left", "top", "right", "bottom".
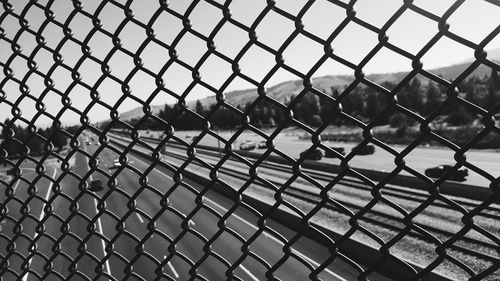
{"left": 0, "top": 0, "right": 500, "bottom": 280}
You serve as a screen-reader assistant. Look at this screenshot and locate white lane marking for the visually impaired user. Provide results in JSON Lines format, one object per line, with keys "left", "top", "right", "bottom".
{"left": 84, "top": 141, "right": 112, "bottom": 278}
{"left": 12, "top": 178, "right": 21, "bottom": 194}
{"left": 37, "top": 168, "right": 56, "bottom": 221}
{"left": 90, "top": 174, "right": 112, "bottom": 278}
{"left": 5, "top": 168, "right": 32, "bottom": 196}
{"left": 129, "top": 155, "right": 347, "bottom": 281}
{"left": 164, "top": 255, "right": 180, "bottom": 279}
{"left": 177, "top": 210, "right": 196, "bottom": 227}
{"left": 205, "top": 198, "right": 347, "bottom": 281}
{"left": 22, "top": 167, "right": 57, "bottom": 281}
{"left": 136, "top": 212, "right": 145, "bottom": 223}
{"left": 239, "top": 265, "right": 260, "bottom": 281}
{"left": 125, "top": 155, "right": 201, "bottom": 227}
{"left": 134, "top": 153, "right": 270, "bottom": 239}
{"left": 21, "top": 167, "right": 36, "bottom": 172}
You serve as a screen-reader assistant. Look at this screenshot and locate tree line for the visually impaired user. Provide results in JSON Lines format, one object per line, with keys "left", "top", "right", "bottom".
{"left": 1, "top": 119, "right": 68, "bottom": 158}
{"left": 113, "top": 68, "right": 500, "bottom": 132}
{"left": 2, "top": 70, "right": 497, "bottom": 157}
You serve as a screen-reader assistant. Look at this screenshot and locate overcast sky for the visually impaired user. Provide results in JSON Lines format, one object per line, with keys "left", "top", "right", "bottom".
{"left": 1, "top": 0, "right": 499, "bottom": 125}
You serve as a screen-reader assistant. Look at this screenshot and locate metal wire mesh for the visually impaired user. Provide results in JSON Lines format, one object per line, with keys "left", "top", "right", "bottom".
{"left": 1, "top": 0, "right": 500, "bottom": 280}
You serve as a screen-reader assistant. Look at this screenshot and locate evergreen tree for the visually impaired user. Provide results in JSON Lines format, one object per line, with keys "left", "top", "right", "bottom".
{"left": 27, "top": 136, "right": 43, "bottom": 155}
{"left": 51, "top": 128, "right": 68, "bottom": 150}
{"left": 330, "top": 87, "right": 340, "bottom": 99}
{"left": 310, "top": 114, "right": 322, "bottom": 127}
{"left": 251, "top": 106, "right": 263, "bottom": 127}
{"left": 490, "top": 69, "right": 500, "bottom": 89}
{"left": 319, "top": 96, "right": 335, "bottom": 125}
{"left": 161, "top": 104, "right": 175, "bottom": 123}
{"left": 365, "top": 90, "right": 379, "bottom": 119}
{"left": 485, "top": 84, "right": 499, "bottom": 111}
{"left": 397, "top": 84, "right": 411, "bottom": 110}
{"left": 425, "top": 81, "right": 442, "bottom": 115}
{"left": 461, "top": 79, "right": 480, "bottom": 105}
{"left": 211, "top": 105, "right": 240, "bottom": 129}
{"left": 294, "top": 93, "right": 320, "bottom": 124}
{"left": 389, "top": 112, "right": 410, "bottom": 128}
{"left": 342, "top": 88, "right": 364, "bottom": 117}
{"left": 1, "top": 119, "right": 18, "bottom": 156}
{"left": 447, "top": 104, "right": 474, "bottom": 126}
{"left": 195, "top": 100, "right": 205, "bottom": 116}
{"left": 485, "top": 69, "right": 500, "bottom": 110}
{"left": 408, "top": 78, "right": 424, "bottom": 113}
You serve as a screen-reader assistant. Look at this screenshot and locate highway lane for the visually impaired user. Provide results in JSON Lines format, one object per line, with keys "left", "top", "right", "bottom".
{"left": 0, "top": 135, "right": 387, "bottom": 280}
{"left": 1, "top": 145, "right": 230, "bottom": 280}
{"left": 233, "top": 137, "right": 497, "bottom": 188}
{"left": 84, "top": 138, "right": 363, "bottom": 280}
{"left": 0, "top": 151, "right": 120, "bottom": 280}
{"left": 34, "top": 152, "right": 112, "bottom": 281}
{"left": 108, "top": 133, "right": 500, "bottom": 278}
{"left": 85, "top": 141, "right": 229, "bottom": 280}
{"left": 0, "top": 169, "right": 36, "bottom": 280}
{"left": 0, "top": 162, "right": 60, "bottom": 280}
{"left": 251, "top": 135, "right": 499, "bottom": 188}
{"left": 138, "top": 129, "right": 499, "bottom": 187}
{"left": 155, "top": 137, "right": 500, "bottom": 244}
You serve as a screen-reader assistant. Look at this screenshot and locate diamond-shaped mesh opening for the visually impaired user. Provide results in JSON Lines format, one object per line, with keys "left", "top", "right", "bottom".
{"left": 2, "top": 0, "right": 500, "bottom": 280}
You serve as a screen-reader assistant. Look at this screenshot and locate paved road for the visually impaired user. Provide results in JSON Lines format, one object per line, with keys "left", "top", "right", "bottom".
{"left": 140, "top": 129, "right": 499, "bottom": 188}
{"left": 0, "top": 155, "right": 112, "bottom": 281}
{"left": 0, "top": 137, "right": 378, "bottom": 280}
{"left": 82, "top": 139, "right": 360, "bottom": 280}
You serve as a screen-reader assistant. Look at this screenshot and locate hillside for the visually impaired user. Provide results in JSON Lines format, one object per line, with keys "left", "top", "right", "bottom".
{"left": 117, "top": 48, "right": 500, "bottom": 121}
{"left": 118, "top": 104, "right": 164, "bottom": 121}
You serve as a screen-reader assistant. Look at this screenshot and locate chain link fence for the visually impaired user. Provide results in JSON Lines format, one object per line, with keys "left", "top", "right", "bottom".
{"left": 1, "top": 0, "right": 500, "bottom": 280}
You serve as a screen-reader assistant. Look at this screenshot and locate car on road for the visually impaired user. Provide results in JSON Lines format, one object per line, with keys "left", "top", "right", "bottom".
{"left": 88, "top": 180, "right": 104, "bottom": 192}
{"left": 257, "top": 140, "right": 267, "bottom": 149}
{"left": 354, "top": 144, "right": 375, "bottom": 155}
{"left": 300, "top": 149, "right": 323, "bottom": 161}
{"left": 239, "top": 140, "right": 256, "bottom": 151}
{"left": 425, "top": 165, "right": 468, "bottom": 181}
{"left": 325, "top": 147, "right": 345, "bottom": 158}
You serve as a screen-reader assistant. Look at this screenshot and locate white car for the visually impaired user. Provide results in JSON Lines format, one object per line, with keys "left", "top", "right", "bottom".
{"left": 113, "top": 159, "right": 121, "bottom": 168}
{"left": 239, "top": 140, "right": 256, "bottom": 151}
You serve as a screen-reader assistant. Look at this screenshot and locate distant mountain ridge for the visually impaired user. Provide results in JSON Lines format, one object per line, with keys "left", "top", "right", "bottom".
{"left": 116, "top": 48, "right": 500, "bottom": 122}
